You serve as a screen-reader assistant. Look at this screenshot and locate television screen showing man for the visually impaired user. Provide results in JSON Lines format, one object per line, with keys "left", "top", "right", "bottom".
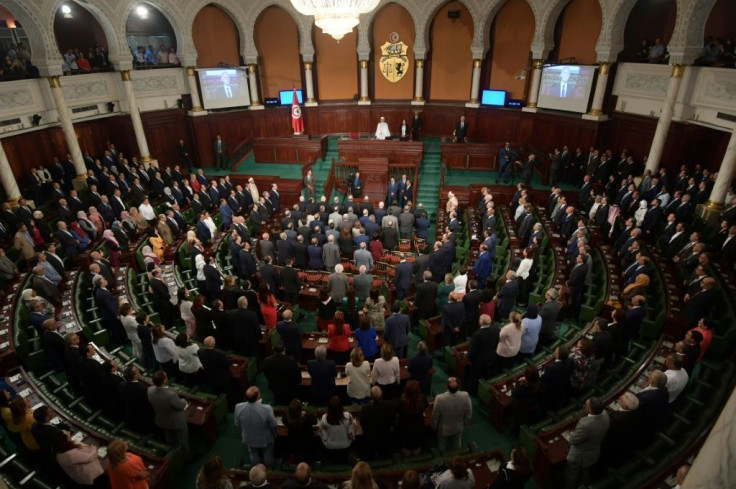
{"left": 197, "top": 68, "right": 251, "bottom": 110}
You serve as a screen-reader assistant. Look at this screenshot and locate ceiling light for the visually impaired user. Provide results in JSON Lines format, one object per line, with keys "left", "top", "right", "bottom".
{"left": 61, "top": 5, "right": 71, "bottom": 14}
{"left": 135, "top": 5, "right": 148, "bottom": 19}
{"left": 290, "top": 0, "right": 379, "bottom": 41}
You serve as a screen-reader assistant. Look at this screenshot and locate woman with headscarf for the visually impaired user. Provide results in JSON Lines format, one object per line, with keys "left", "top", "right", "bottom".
{"left": 148, "top": 229, "right": 165, "bottom": 262}
{"left": 141, "top": 245, "right": 161, "bottom": 268}
{"left": 77, "top": 211, "right": 97, "bottom": 240}
{"left": 104, "top": 230, "right": 121, "bottom": 267}
{"left": 87, "top": 207, "right": 105, "bottom": 235}
{"left": 622, "top": 273, "right": 649, "bottom": 302}
{"left": 22, "top": 288, "right": 54, "bottom": 315}
{"left": 119, "top": 211, "right": 138, "bottom": 236}
{"left": 69, "top": 220, "right": 91, "bottom": 251}
{"left": 128, "top": 207, "right": 149, "bottom": 234}
{"left": 634, "top": 200, "right": 648, "bottom": 227}
{"left": 195, "top": 254, "right": 207, "bottom": 296}
{"left": 163, "top": 187, "right": 176, "bottom": 207}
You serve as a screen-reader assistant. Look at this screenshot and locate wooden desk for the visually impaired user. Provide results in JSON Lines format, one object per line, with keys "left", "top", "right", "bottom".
{"left": 5, "top": 367, "right": 170, "bottom": 488}
{"left": 337, "top": 139, "right": 423, "bottom": 166}
{"left": 297, "top": 331, "right": 384, "bottom": 362}
{"left": 297, "top": 358, "right": 411, "bottom": 401}
{"left": 441, "top": 143, "right": 497, "bottom": 171}
{"left": 0, "top": 273, "right": 29, "bottom": 371}
{"left": 252, "top": 137, "right": 327, "bottom": 165}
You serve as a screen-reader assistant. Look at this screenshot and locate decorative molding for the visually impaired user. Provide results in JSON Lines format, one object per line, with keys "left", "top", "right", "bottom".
{"left": 132, "top": 75, "right": 179, "bottom": 94}
{"left": 622, "top": 73, "right": 669, "bottom": 96}
{"left": 61, "top": 80, "right": 110, "bottom": 100}
{"left": 701, "top": 80, "right": 736, "bottom": 104}
{"left": 0, "top": 88, "right": 34, "bottom": 111}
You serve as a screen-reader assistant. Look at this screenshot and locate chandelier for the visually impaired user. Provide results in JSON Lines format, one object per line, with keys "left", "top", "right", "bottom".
{"left": 291, "top": 0, "right": 380, "bottom": 41}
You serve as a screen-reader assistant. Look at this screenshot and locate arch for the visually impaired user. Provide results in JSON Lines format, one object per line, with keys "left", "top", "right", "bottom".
{"left": 596, "top": 0, "right": 639, "bottom": 61}
{"left": 1, "top": 0, "right": 61, "bottom": 74}
{"left": 476, "top": 0, "right": 512, "bottom": 58}
{"left": 416, "top": 0, "right": 484, "bottom": 57}
{"left": 370, "top": 3, "right": 416, "bottom": 100}
{"left": 313, "top": 24, "right": 359, "bottom": 101}
{"left": 191, "top": 4, "right": 241, "bottom": 67}
{"left": 553, "top": 0, "right": 602, "bottom": 65}
{"left": 357, "top": 0, "right": 422, "bottom": 57}
{"left": 254, "top": 5, "right": 302, "bottom": 99}
{"left": 489, "top": 0, "right": 535, "bottom": 99}
{"left": 183, "top": 0, "right": 250, "bottom": 65}
{"left": 621, "top": 0, "right": 677, "bottom": 63}
{"left": 668, "top": 0, "right": 718, "bottom": 64}
{"left": 528, "top": 0, "right": 572, "bottom": 59}
{"left": 428, "top": 1, "right": 474, "bottom": 101}
{"left": 53, "top": 2, "right": 110, "bottom": 56}
{"left": 704, "top": 0, "right": 736, "bottom": 41}
{"left": 242, "top": 0, "right": 313, "bottom": 62}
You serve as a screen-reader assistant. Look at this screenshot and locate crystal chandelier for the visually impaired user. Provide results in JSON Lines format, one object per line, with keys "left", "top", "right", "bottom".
{"left": 291, "top": 0, "right": 380, "bottom": 41}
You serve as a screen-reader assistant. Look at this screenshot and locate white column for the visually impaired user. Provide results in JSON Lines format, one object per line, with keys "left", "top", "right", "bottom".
{"left": 120, "top": 71, "right": 152, "bottom": 164}
{"left": 466, "top": 59, "right": 481, "bottom": 108}
{"left": 185, "top": 66, "right": 206, "bottom": 116}
{"left": 304, "top": 61, "right": 317, "bottom": 107}
{"left": 523, "top": 59, "right": 544, "bottom": 113}
{"left": 0, "top": 141, "right": 21, "bottom": 202}
{"left": 48, "top": 76, "right": 86, "bottom": 179}
{"left": 646, "top": 64, "right": 686, "bottom": 172}
{"left": 412, "top": 59, "right": 425, "bottom": 106}
{"left": 358, "top": 59, "right": 370, "bottom": 105}
{"left": 583, "top": 62, "right": 611, "bottom": 121}
{"left": 707, "top": 129, "right": 736, "bottom": 208}
{"left": 248, "top": 64, "right": 263, "bottom": 109}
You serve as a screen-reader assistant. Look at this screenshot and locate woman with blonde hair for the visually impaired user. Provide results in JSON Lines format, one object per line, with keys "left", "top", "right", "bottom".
{"left": 196, "top": 455, "right": 232, "bottom": 489}
{"left": 106, "top": 439, "right": 149, "bottom": 489}
{"left": 128, "top": 207, "right": 149, "bottom": 234}
{"left": 497, "top": 311, "right": 524, "bottom": 369}
{"left": 345, "top": 347, "right": 371, "bottom": 404}
{"left": 371, "top": 343, "right": 400, "bottom": 399}
{"left": 343, "top": 461, "right": 380, "bottom": 489}
{"left": 437, "top": 273, "right": 455, "bottom": 313}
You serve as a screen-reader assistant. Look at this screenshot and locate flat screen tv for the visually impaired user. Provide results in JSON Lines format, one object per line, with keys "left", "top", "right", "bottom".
{"left": 197, "top": 68, "right": 251, "bottom": 110}
{"left": 481, "top": 89, "right": 507, "bottom": 107}
{"left": 279, "top": 89, "right": 304, "bottom": 105}
{"left": 537, "top": 65, "right": 596, "bottom": 113}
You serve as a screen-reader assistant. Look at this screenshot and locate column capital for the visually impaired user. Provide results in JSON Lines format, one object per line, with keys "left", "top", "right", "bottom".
{"left": 671, "top": 64, "right": 687, "bottom": 78}
{"left": 185, "top": 66, "right": 197, "bottom": 77}
{"left": 360, "top": 60, "right": 369, "bottom": 69}
{"left": 532, "top": 59, "right": 545, "bottom": 69}
{"left": 598, "top": 62, "right": 611, "bottom": 75}
{"left": 303, "top": 61, "right": 313, "bottom": 71}
{"left": 120, "top": 70, "right": 132, "bottom": 82}
{"left": 47, "top": 76, "right": 61, "bottom": 88}
{"left": 248, "top": 64, "right": 258, "bottom": 73}
{"left": 473, "top": 59, "right": 482, "bottom": 69}
{"left": 416, "top": 59, "right": 424, "bottom": 69}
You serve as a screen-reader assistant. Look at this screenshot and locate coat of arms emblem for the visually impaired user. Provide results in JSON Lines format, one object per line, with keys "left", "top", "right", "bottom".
{"left": 379, "top": 33, "right": 409, "bottom": 83}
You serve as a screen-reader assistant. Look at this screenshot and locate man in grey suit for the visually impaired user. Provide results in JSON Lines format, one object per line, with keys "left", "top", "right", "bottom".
{"left": 398, "top": 206, "right": 415, "bottom": 239}
{"left": 432, "top": 377, "right": 472, "bottom": 451}
{"left": 353, "top": 242, "right": 373, "bottom": 271}
{"left": 147, "top": 371, "right": 190, "bottom": 457}
{"left": 353, "top": 265, "right": 373, "bottom": 305}
{"left": 234, "top": 386, "right": 278, "bottom": 467}
{"left": 565, "top": 397, "right": 610, "bottom": 489}
{"left": 322, "top": 235, "right": 340, "bottom": 272}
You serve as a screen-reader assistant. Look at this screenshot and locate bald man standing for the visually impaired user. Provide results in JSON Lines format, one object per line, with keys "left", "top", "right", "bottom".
{"left": 432, "top": 377, "right": 472, "bottom": 451}
{"left": 282, "top": 463, "right": 328, "bottom": 489}
{"left": 234, "top": 386, "right": 278, "bottom": 466}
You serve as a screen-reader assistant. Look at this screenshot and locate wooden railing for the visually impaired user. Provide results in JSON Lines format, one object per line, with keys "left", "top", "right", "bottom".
{"left": 323, "top": 157, "right": 337, "bottom": 198}
{"left": 229, "top": 136, "right": 253, "bottom": 172}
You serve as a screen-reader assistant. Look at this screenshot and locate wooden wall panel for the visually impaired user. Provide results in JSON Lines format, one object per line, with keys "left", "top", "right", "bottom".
{"left": 140, "top": 110, "right": 190, "bottom": 167}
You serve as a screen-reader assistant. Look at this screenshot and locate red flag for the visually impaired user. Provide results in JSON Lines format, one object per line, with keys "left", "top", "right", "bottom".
{"left": 291, "top": 88, "right": 304, "bottom": 135}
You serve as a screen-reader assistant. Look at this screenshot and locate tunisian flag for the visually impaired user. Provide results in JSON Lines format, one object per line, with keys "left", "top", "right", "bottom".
{"left": 291, "top": 88, "right": 304, "bottom": 135}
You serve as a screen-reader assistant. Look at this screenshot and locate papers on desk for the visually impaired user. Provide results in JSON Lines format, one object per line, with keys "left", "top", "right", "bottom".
{"left": 0, "top": 342, "right": 9, "bottom": 350}
{"left": 97, "top": 446, "right": 107, "bottom": 459}
{"left": 50, "top": 416, "right": 62, "bottom": 425}
{"left": 561, "top": 430, "right": 573, "bottom": 442}
{"left": 317, "top": 338, "right": 328, "bottom": 344}
{"left": 308, "top": 288, "right": 317, "bottom": 292}
{"left": 72, "top": 432, "right": 85, "bottom": 443}
{"left": 275, "top": 416, "right": 285, "bottom": 427}
{"left": 663, "top": 341, "right": 674, "bottom": 349}
{"left": 654, "top": 355, "right": 666, "bottom": 365}
{"left": 629, "top": 383, "right": 643, "bottom": 394}
{"left": 9, "top": 374, "right": 21, "bottom": 384}
{"left": 18, "top": 388, "right": 31, "bottom": 398}
{"left": 608, "top": 400, "right": 624, "bottom": 412}
{"left": 485, "top": 459, "right": 501, "bottom": 473}
{"left": 301, "top": 371, "right": 311, "bottom": 379}
{"left": 31, "top": 402, "right": 44, "bottom": 411}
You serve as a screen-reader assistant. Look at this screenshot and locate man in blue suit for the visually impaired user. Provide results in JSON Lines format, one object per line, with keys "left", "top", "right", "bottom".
{"left": 415, "top": 212, "right": 430, "bottom": 240}
{"left": 307, "top": 346, "right": 336, "bottom": 405}
{"left": 276, "top": 309, "right": 302, "bottom": 362}
{"left": 218, "top": 199, "right": 233, "bottom": 228}
{"left": 384, "top": 301, "right": 410, "bottom": 358}
{"left": 386, "top": 177, "right": 399, "bottom": 205}
{"left": 196, "top": 212, "right": 212, "bottom": 245}
{"left": 394, "top": 253, "right": 413, "bottom": 299}
{"left": 496, "top": 271, "right": 519, "bottom": 319}
{"left": 472, "top": 243, "right": 492, "bottom": 289}
{"left": 496, "top": 142, "right": 513, "bottom": 184}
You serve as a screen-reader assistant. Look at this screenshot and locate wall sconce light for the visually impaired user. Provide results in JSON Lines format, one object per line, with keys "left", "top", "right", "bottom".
{"left": 107, "top": 102, "right": 115, "bottom": 113}
{"left": 31, "top": 114, "right": 42, "bottom": 126}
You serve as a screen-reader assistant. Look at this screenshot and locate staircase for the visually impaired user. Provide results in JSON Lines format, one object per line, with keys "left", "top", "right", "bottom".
{"left": 415, "top": 138, "right": 443, "bottom": 243}
{"left": 310, "top": 136, "right": 340, "bottom": 201}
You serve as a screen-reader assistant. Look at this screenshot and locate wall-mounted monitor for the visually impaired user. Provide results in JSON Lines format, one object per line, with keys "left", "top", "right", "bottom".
{"left": 537, "top": 65, "right": 596, "bottom": 113}
{"left": 279, "top": 89, "right": 304, "bottom": 105}
{"left": 481, "top": 89, "right": 507, "bottom": 107}
{"left": 197, "top": 68, "right": 251, "bottom": 110}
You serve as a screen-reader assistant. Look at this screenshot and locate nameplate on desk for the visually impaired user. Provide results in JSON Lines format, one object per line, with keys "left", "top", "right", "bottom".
{"left": 196, "top": 406, "right": 204, "bottom": 411}
{"left": 308, "top": 288, "right": 317, "bottom": 292}
{"left": 0, "top": 341, "right": 10, "bottom": 349}
{"left": 317, "top": 338, "right": 328, "bottom": 344}
{"left": 31, "top": 402, "right": 44, "bottom": 411}
{"left": 50, "top": 416, "right": 62, "bottom": 425}
{"left": 97, "top": 446, "right": 107, "bottom": 459}
{"left": 72, "top": 432, "right": 85, "bottom": 443}
{"left": 276, "top": 416, "right": 285, "bottom": 426}
{"left": 486, "top": 459, "right": 501, "bottom": 472}
{"left": 9, "top": 374, "right": 21, "bottom": 383}
{"left": 18, "top": 388, "right": 31, "bottom": 398}
{"left": 301, "top": 371, "right": 311, "bottom": 379}
{"left": 561, "top": 430, "right": 573, "bottom": 442}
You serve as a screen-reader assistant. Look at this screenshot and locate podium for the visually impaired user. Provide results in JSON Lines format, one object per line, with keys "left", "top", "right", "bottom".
{"left": 357, "top": 157, "right": 388, "bottom": 203}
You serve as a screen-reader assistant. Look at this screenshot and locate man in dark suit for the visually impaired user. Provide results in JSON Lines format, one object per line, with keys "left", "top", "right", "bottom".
{"left": 263, "top": 343, "right": 301, "bottom": 405}
{"left": 564, "top": 397, "right": 610, "bottom": 489}
{"left": 684, "top": 277, "right": 716, "bottom": 327}
{"left": 597, "top": 392, "right": 645, "bottom": 470}
{"left": 567, "top": 255, "right": 588, "bottom": 320}
{"left": 539, "top": 346, "right": 573, "bottom": 411}
{"left": 414, "top": 270, "right": 438, "bottom": 320}
{"left": 560, "top": 207, "right": 577, "bottom": 240}
{"left": 79, "top": 343, "right": 107, "bottom": 410}
{"left": 259, "top": 256, "right": 281, "bottom": 299}
{"left": 198, "top": 337, "right": 232, "bottom": 397}
{"left": 360, "top": 386, "right": 398, "bottom": 459}
{"left": 384, "top": 301, "right": 410, "bottom": 358}
{"left": 442, "top": 292, "right": 466, "bottom": 345}
{"left": 276, "top": 309, "right": 302, "bottom": 361}
{"left": 635, "top": 370, "right": 669, "bottom": 443}
{"left": 624, "top": 295, "right": 646, "bottom": 346}
{"left": 454, "top": 116, "right": 468, "bottom": 143}
{"left": 517, "top": 206, "right": 535, "bottom": 247}
{"left": 214, "top": 134, "right": 228, "bottom": 170}
{"left": 148, "top": 371, "right": 190, "bottom": 457}
{"left": 177, "top": 140, "right": 191, "bottom": 171}
{"left": 496, "top": 271, "right": 519, "bottom": 320}
{"left": 94, "top": 276, "right": 124, "bottom": 344}
{"left": 32, "top": 266, "right": 60, "bottom": 304}
{"left": 462, "top": 280, "right": 483, "bottom": 335}
{"left": 675, "top": 193, "right": 694, "bottom": 222}
{"left": 393, "top": 253, "right": 413, "bottom": 299}
{"left": 280, "top": 260, "right": 301, "bottom": 305}
{"left": 641, "top": 199, "right": 663, "bottom": 236}
{"left": 63, "top": 333, "right": 84, "bottom": 395}
{"left": 382, "top": 220, "right": 399, "bottom": 251}
{"left": 149, "top": 268, "right": 175, "bottom": 329}
{"left": 467, "top": 314, "right": 499, "bottom": 393}
{"left": 307, "top": 346, "right": 336, "bottom": 405}
{"left": 118, "top": 365, "right": 155, "bottom": 432}
{"left": 230, "top": 296, "right": 262, "bottom": 357}
{"left": 665, "top": 222, "right": 687, "bottom": 258}
{"left": 40, "top": 319, "right": 66, "bottom": 372}
{"left": 56, "top": 221, "right": 79, "bottom": 261}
